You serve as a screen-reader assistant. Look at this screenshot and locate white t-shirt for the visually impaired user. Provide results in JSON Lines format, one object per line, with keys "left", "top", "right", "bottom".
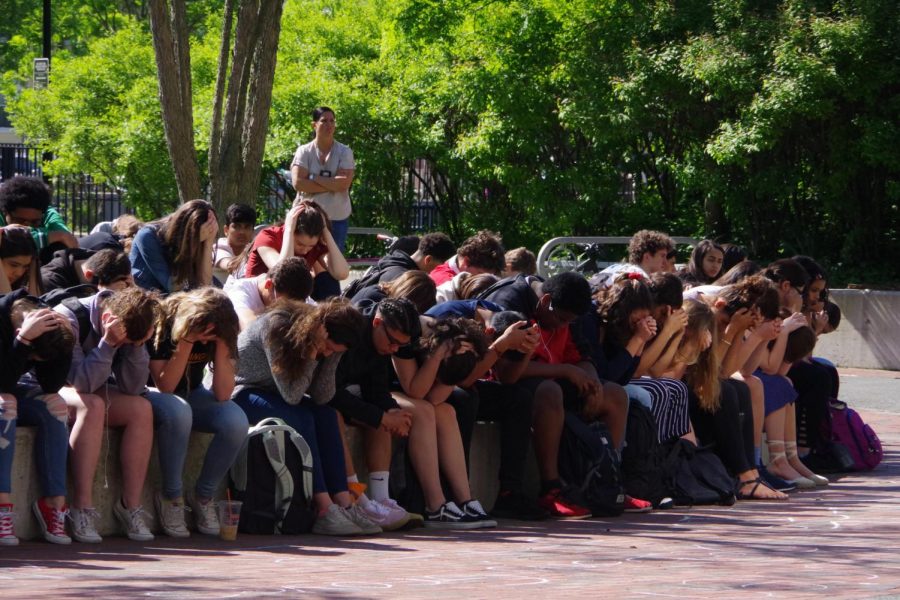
{"left": 224, "top": 274, "right": 267, "bottom": 317}
{"left": 590, "top": 262, "right": 648, "bottom": 291}
{"left": 291, "top": 140, "right": 355, "bottom": 220}
{"left": 683, "top": 284, "right": 724, "bottom": 302}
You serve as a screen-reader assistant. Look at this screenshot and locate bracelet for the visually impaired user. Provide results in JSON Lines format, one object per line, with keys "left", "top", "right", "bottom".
{"left": 721, "top": 339, "right": 732, "bottom": 346}
{"left": 16, "top": 334, "right": 33, "bottom": 346}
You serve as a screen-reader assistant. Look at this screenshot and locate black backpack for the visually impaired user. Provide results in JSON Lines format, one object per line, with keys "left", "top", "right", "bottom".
{"left": 659, "top": 439, "right": 736, "bottom": 506}
{"left": 557, "top": 411, "right": 625, "bottom": 517}
{"left": 40, "top": 284, "right": 99, "bottom": 345}
{"left": 620, "top": 400, "right": 670, "bottom": 506}
{"left": 229, "top": 417, "right": 316, "bottom": 534}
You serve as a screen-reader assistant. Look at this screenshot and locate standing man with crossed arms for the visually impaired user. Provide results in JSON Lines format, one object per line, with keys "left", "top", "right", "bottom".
{"left": 290, "top": 106, "right": 355, "bottom": 252}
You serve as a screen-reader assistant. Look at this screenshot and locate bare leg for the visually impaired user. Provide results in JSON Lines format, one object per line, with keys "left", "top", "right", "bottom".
{"left": 764, "top": 405, "right": 804, "bottom": 481}
{"left": 365, "top": 427, "right": 393, "bottom": 473}
{"left": 434, "top": 402, "right": 472, "bottom": 503}
{"left": 335, "top": 415, "right": 357, "bottom": 479}
{"left": 598, "top": 382, "right": 628, "bottom": 449}
{"left": 60, "top": 387, "right": 105, "bottom": 509}
{"left": 395, "top": 396, "right": 444, "bottom": 511}
{"left": 100, "top": 388, "right": 154, "bottom": 509}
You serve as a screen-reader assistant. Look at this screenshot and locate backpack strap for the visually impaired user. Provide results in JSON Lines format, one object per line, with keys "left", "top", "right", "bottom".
{"left": 285, "top": 428, "right": 314, "bottom": 504}
{"left": 260, "top": 428, "right": 294, "bottom": 534}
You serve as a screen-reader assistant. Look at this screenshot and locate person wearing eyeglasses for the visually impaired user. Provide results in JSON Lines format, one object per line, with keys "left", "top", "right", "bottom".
{"left": 0, "top": 176, "right": 78, "bottom": 264}
{"left": 589, "top": 229, "right": 676, "bottom": 292}
{"left": 290, "top": 106, "right": 355, "bottom": 253}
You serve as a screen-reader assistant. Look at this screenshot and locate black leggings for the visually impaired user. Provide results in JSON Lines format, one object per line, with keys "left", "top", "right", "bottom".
{"left": 689, "top": 379, "right": 754, "bottom": 476}
{"left": 788, "top": 360, "right": 837, "bottom": 452}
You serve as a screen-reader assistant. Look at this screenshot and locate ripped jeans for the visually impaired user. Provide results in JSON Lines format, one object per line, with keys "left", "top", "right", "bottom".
{"left": 0, "top": 385, "right": 69, "bottom": 497}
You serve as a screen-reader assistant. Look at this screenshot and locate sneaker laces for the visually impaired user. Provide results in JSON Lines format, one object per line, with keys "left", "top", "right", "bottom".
{"left": 194, "top": 499, "right": 218, "bottom": 527}
{"left": 365, "top": 501, "right": 390, "bottom": 518}
{"left": 47, "top": 506, "right": 69, "bottom": 536}
{"left": 124, "top": 505, "right": 152, "bottom": 534}
{"left": 464, "top": 499, "right": 488, "bottom": 517}
{"left": 71, "top": 507, "right": 101, "bottom": 532}
{"left": 441, "top": 501, "right": 465, "bottom": 519}
{"left": 162, "top": 500, "right": 187, "bottom": 526}
{"left": 0, "top": 511, "right": 15, "bottom": 536}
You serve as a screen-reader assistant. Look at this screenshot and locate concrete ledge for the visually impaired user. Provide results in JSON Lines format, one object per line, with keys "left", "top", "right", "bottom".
{"left": 11, "top": 422, "right": 519, "bottom": 541}
{"left": 815, "top": 289, "right": 900, "bottom": 371}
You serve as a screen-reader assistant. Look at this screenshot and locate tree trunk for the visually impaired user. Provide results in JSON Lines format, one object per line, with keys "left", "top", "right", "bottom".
{"left": 148, "top": 0, "right": 202, "bottom": 204}
{"left": 208, "top": 0, "right": 285, "bottom": 218}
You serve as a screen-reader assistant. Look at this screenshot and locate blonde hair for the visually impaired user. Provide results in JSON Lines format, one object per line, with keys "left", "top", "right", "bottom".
{"left": 155, "top": 287, "right": 239, "bottom": 358}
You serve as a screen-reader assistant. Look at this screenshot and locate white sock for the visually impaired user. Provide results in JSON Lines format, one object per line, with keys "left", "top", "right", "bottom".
{"left": 369, "top": 471, "right": 390, "bottom": 502}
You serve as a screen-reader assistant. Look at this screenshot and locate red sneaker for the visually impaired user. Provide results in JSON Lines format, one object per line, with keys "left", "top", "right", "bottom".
{"left": 537, "top": 489, "right": 591, "bottom": 520}
{"left": 0, "top": 504, "right": 18, "bottom": 546}
{"left": 32, "top": 498, "right": 71, "bottom": 544}
{"left": 623, "top": 495, "right": 653, "bottom": 513}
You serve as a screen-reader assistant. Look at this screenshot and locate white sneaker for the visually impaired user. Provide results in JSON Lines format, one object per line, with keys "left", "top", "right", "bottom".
{"left": 345, "top": 504, "right": 382, "bottom": 535}
{"left": 186, "top": 491, "right": 220, "bottom": 536}
{"left": 113, "top": 500, "right": 154, "bottom": 542}
{"left": 364, "top": 500, "right": 411, "bottom": 532}
{"left": 311, "top": 504, "right": 364, "bottom": 536}
{"left": 154, "top": 493, "right": 190, "bottom": 538}
{"left": 0, "top": 505, "right": 18, "bottom": 546}
{"left": 70, "top": 507, "right": 103, "bottom": 543}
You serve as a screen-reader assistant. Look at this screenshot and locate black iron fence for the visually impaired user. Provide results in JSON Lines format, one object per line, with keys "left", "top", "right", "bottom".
{"left": 2, "top": 143, "right": 438, "bottom": 234}
{"left": 52, "top": 175, "right": 128, "bottom": 234}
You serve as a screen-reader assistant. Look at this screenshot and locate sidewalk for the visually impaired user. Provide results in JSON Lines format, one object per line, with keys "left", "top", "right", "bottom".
{"left": 2, "top": 372, "right": 899, "bottom": 599}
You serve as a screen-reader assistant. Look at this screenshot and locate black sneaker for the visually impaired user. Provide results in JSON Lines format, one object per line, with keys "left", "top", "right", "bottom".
{"left": 490, "top": 491, "right": 549, "bottom": 521}
{"left": 459, "top": 499, "right": 497, "bottom": 528}
{"left": 424, "top": 501, "right": 482, "bottom": 530}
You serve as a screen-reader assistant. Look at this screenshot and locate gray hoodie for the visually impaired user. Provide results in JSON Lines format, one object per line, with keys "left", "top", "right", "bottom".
{"left": 54, "top": 292, "right": 150, "bottom": 395}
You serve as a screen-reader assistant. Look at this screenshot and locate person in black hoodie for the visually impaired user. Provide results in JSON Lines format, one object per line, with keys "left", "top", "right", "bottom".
{"left": 0, "top": 289, "right": 76, "bottom": 545}
{"left": 342, "top": 232, "right": 455, "bottom": 298}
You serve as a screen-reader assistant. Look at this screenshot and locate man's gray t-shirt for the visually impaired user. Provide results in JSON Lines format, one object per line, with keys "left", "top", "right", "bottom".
{"left": 291, "top": 140, "right": 355, "bottom": 220}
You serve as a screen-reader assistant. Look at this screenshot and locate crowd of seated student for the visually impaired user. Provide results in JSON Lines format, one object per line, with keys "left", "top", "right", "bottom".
{"left": 0, "top": 176, "right": 855, "bottom": 544}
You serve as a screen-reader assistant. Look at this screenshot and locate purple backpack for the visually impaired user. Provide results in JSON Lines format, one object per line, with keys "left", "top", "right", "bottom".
{"left": 828, "top": 400, "right": 883, "bottom": 471}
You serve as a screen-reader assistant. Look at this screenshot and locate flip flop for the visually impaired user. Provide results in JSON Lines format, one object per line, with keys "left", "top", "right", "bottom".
{"left": 737, "top": 477, "right": 788, "bottom": 501}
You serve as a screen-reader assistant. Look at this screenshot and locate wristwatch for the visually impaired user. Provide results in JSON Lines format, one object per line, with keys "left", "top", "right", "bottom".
{"left": 308, "top": 173, "right": 316, "bottom": 181}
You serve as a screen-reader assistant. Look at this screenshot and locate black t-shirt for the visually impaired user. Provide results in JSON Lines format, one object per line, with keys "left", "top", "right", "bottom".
{"left": 148, "top": 326, "right": 213, "bottom": 396}
{"left": 477, "top": 274, "right": 542, "bottom": 318}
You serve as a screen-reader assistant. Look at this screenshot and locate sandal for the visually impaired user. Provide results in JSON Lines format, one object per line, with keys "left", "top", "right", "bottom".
{"left": 737, "top": 477, "right": 788, "bottom": 501}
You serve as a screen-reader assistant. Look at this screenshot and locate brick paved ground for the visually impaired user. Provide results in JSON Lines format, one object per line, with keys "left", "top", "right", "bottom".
{"left": 2, "top": 370, "right": 899, "bottom": 600}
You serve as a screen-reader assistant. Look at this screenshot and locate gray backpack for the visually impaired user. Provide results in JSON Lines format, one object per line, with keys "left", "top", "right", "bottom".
{"left": 229, "top": 417, "right": 316, "bottom": 534}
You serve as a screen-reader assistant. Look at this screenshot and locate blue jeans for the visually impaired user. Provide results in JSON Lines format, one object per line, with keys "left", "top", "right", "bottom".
{"left": 330, "top": 218, "right": 349, "bottom": 252}
{"left": 0, "top": 387, "right": 69, "bottom": 497}
{"left": 233, "top": 388, "right": 348, "bottom": 496}
{"left": 146, "top": 388, "right": 248, "bottom": 499}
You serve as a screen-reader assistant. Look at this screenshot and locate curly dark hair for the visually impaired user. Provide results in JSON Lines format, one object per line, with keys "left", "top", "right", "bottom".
{"left": 627, "top": 230, "right": 673, "bottom": 265}
{"left": 419, "top": 317, "right": 489, "bottom": 386}
{"left": 458, "top": 230, "right": 505, "bottom": 274}
{"left": 0, "top": 176, "right": 52, "bottom": 214}
{"left": 597, "top": 274, "right": 654, "bottom": 347}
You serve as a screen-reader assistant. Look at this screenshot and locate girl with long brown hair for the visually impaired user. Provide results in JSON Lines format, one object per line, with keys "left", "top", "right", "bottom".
{"left": 130, "top": 199, "right": 218, "bottom": 293}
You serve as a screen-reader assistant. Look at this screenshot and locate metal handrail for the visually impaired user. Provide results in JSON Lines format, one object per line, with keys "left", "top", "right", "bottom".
{"left": 536, "top": 236, "right": 699, "bottom": 278}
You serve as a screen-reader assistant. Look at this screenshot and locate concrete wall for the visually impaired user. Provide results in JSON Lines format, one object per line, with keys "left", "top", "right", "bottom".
{"left": 11, "top": 423, "right": 518, "bottom": 541}
{"left": 814, "top": 289, "right": 900, "bottom": 371}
